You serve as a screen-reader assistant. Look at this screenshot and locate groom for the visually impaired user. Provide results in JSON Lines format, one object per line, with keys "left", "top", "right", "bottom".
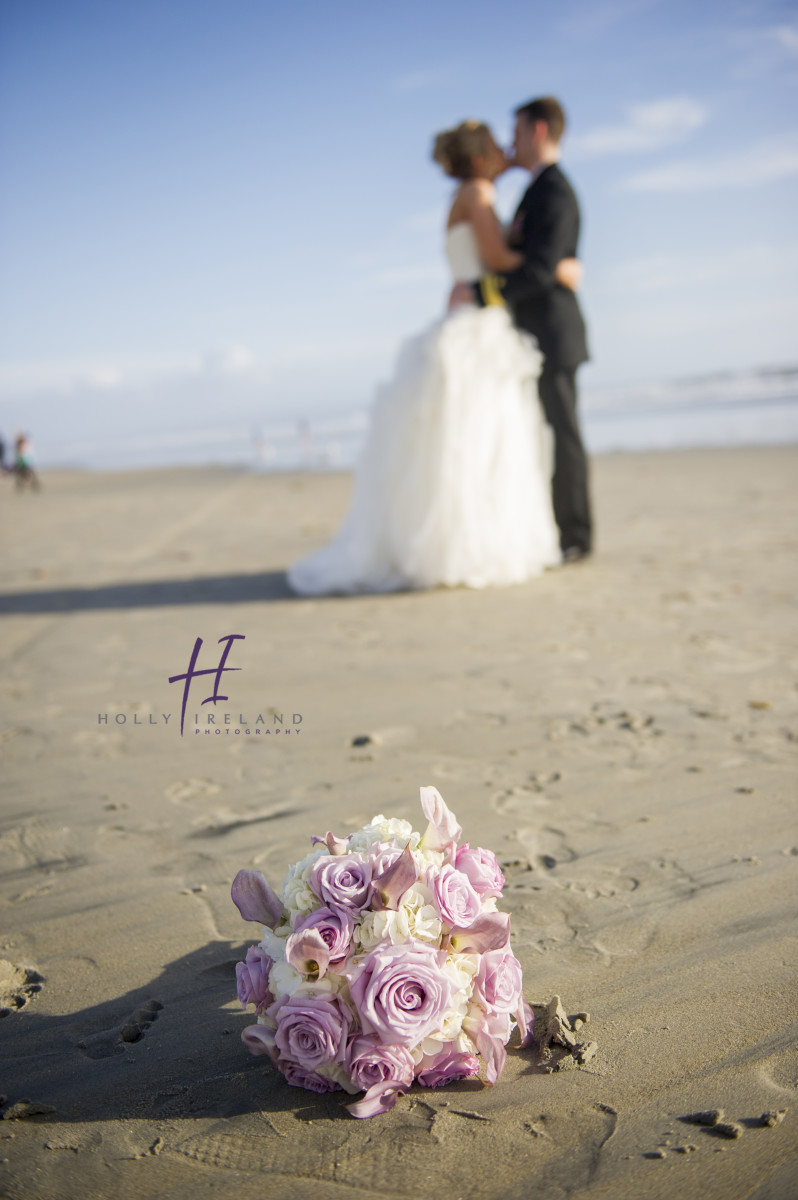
{"left": 455, "top": 96, "right": 593, "bottom": 561}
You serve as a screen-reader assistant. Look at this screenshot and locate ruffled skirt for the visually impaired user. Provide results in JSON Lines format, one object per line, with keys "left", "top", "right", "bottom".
{"left": 287, "top": 305, "right": 560, "bottom": 594}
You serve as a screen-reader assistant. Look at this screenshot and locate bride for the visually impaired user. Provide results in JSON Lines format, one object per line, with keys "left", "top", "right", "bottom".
{"left": 287, "top": 120, "right": 581, "bottom": 595}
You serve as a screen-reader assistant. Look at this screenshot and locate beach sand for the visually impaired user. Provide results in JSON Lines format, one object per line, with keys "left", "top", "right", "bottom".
{"left": 1, "top": 446, "right": 796, "bottom": 1200}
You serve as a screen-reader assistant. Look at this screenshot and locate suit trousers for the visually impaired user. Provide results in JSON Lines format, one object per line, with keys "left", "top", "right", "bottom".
{"left": 538, "top": 362, "right": 593, "bottom": 553}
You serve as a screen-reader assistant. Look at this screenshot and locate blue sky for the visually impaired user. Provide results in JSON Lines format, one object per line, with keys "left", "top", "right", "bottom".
{"left": 1, "top": 0, "right": 797, "bottom": 459}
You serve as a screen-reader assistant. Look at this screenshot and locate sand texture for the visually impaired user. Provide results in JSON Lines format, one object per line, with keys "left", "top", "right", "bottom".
{"left": 1, "top": 447, "right": 796, "bottom": 1199}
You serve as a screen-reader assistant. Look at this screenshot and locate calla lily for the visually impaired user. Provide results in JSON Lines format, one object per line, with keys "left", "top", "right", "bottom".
{"left": 241, "top": 1023, "right": 277, "bottom": 1060}
{"left": 419, "top": 785, "right": 462, "bottom": 853}
{"left": 473, "top": 1025, "right": 507, "bottom": 1086}
{"left": 285, "top": 927, "right": 331, "bottom": 979}
{"left": 347, "top": 1080, "right": 407, "bottom": 1119}
{"left": 449, "top": 911, "right": 511, "bottom": 953}
{"left": 231, "top": 868, "right": 283, "bottom": 928}
{"left": 516, "top": 998, "right": 535, "bottom": 1048}
{"left": 372, "top": 844, "right": 417, "bottom": 910}
{"left": 311, "top": 831, "right": 350, "bottom": 856}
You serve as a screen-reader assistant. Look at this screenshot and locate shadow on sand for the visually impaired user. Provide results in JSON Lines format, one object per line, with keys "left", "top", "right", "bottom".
{"left": 0, "top": 572, "right": 296, "bottom": 615}
{"left": 1, "top": 939, "right": 504, "bottom": 1127}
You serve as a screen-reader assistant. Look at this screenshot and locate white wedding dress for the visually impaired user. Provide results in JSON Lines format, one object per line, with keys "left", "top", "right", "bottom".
{"left": 287, "top": 223, "right": 561, "bottom": 594}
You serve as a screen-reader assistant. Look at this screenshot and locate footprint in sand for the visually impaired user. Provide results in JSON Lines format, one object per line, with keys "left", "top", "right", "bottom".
{"left": 77, "top": 999, "right": 163, "bottom": 1059}
{"left": 165, "top": 778, "right": 221, "bottom": 805}
{"left": 515, "top": 826, "right": 578, "bottom": 872}
{"left": 0, "top": 960, "right": 44, "bottom": 1017}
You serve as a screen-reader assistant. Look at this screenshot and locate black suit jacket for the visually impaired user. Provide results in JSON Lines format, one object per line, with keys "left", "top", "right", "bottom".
{"left": 487, "top": 163, "right": 589, "bottom": 372}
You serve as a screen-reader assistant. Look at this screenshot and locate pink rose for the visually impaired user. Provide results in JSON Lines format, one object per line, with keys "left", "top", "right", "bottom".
{"left": 429, "top": 863, "right": 481, "bottom": 929}
{"left": 416, "top": 1045, "right": 480, "bottom": 1088}
{"left": 309, "top": 853, "right": 373, "bottom": 912}
{"left": 235, "top": 946, "right": 273, "bottom": 1013}
{"left": 455, "top": 843, "right": 505, "bottom": 899}
{"left": 271, "top": 992, "right": 350, "bottom": 1071}
{"left": 347, "top": 941, "right": 453, "bottom": 1046}
{"left": 473, "top": 949, "right": 523, "bottom": 1015}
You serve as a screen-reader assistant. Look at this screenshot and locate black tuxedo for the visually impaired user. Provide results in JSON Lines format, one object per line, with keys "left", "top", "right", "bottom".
{"left": 479, "top": 163, "right": 593, "bottom": 554}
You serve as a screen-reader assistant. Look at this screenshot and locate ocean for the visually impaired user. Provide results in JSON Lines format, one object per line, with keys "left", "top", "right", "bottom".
{"left": 14, "top": 366, "right": 798, "bottom": 473}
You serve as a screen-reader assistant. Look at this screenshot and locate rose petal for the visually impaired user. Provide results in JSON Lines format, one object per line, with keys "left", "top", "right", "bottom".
{"left": 346, "top": 1080, "right": 407, "bottom": 1119}
{"left": 231, "top": 869, "right": 282, "bottom": 928}
{"left": 372, "top": 844, "right": 417, "bottom": 910}
{"left": 285, "top": 927, "right": 331, "bottom": 979}
{"left": 449, "top": 912, "right": 511, "bottom": 953}
{"left": 419, "top": 786, "right": 462, "bottom": 853}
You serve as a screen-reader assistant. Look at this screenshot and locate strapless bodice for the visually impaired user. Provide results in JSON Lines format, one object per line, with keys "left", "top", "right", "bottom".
{"left": 445, "top": 223, "right": 484, "bottom": 282}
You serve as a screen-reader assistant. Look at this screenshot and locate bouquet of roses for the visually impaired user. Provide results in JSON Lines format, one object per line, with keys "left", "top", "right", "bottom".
{"left": 231, "top": 786, "right": 533, "bottom": 1117}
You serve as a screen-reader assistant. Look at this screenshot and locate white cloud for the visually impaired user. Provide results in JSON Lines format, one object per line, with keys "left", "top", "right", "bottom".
{"left": 729, "top": 20, "right": 798, "bottom": 78}
{"left": 560, "top": 0, "right": 661, "bottom": 39}
{"left": 623, "top": 134, "right": 798, "bottom": 191}
{"left": 571, "top": 97, "right": 707, "bottom": 157}
{"left": 601, "top": 243, "right": 798, "bottom": 294}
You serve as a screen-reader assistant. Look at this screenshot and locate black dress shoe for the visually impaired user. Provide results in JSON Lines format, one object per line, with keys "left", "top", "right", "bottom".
{"left": 562, "top": 545, "right": 591, "bottom": 564}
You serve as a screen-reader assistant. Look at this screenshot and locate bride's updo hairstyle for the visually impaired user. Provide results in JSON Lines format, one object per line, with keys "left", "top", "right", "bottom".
{"left": 432, "top": 120, "right": 494, "bottom": 180}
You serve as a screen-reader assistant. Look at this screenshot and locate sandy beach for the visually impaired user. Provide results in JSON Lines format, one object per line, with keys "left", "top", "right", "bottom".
{"left": 1, "top": 446, "right": 796, "bottom": 1200}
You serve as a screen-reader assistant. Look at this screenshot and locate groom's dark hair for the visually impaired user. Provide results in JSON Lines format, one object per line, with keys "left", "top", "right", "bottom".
{"left": 515, "top": 96, "right": 566, "bottom": 143}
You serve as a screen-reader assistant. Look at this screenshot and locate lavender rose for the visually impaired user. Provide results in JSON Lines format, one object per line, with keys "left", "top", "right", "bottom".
{"left": 347, "top": 940, "right": 453, "bottom": 1046}
{"left": 472, "top": 949, "right": 523, "bottom": 1016}
{"left": 455, "top": 843, "right": 505, "bottom": 899}
{"left": 236, "top": 946, "right": 273, "bottom": 1013}
{"left": 417, "top": 1045, "right": 480, "bottom": 1088}
{"left": 429, "top": 863, "right": 481, "bottom": 929}
{"left": 309, "top": 852, "right": 373, "bottom": 913}
{"left": 345, "top": 1035, "right": 416, "bottom": 1117}
{"left": 294, "top": 905, "right": 355, "bottom": 968}
{"left": 346, "top": 1034, "right": 415, "bottom": 1093}
{"left": 281, "top": 1061, "right": 342, "bottom": 1093}
{"left": 271, "top": 992, "right": 350, "bottom": 1071}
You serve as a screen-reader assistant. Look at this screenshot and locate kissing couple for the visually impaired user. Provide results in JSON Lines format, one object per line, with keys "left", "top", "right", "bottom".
{"left": 288, "top": 96, "right": 593, "bottom": 596}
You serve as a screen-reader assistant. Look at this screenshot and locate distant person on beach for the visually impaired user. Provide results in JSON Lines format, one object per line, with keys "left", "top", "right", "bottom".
{"left": 14, "top": 433, "right": 41, "bottom": 491}
{"left": 451, "top": 97, "right": 593, "bottom": 563}
{"left": 287, "top": 120, "right": 582, "bottom": 595}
